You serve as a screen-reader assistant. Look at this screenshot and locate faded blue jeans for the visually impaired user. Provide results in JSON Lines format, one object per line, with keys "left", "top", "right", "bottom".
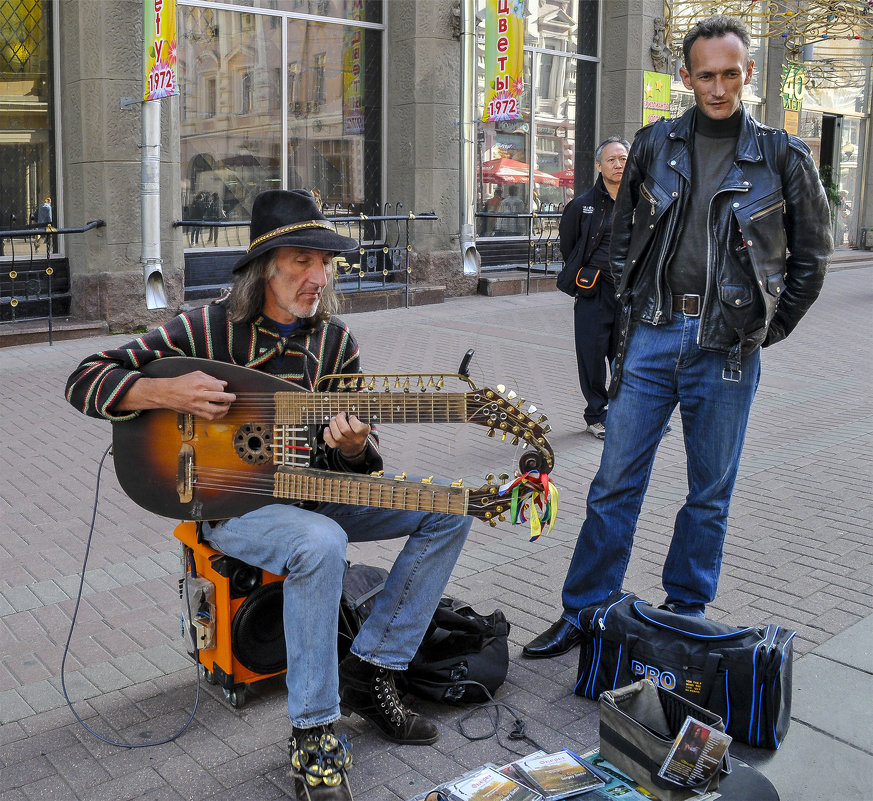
{"left": 561, "top": 314, "right": 761, "bottom": 620}
{"left": 203, "top": 503, "right": 471, "bottom": 727}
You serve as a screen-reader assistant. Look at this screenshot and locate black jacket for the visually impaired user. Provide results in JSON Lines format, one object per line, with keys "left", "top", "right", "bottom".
{"left": 610, "top": 105, "right": 832, "bottom": 381}
{"left": 560, "top": 176, "right": 613, "bottom": 271}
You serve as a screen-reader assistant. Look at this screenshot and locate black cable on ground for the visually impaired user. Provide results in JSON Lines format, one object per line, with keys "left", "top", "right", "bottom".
{"left": 60, "top": 442, "right": 201, "bottom": 748}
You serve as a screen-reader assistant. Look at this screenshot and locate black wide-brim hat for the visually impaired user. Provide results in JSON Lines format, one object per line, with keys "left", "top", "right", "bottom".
{"left": 232, "top": 189, "right": 359, "bottom": 273}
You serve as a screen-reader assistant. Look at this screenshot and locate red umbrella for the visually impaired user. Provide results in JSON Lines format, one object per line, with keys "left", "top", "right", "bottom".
{"left": 551, "top": 169, "right": 575, "bottom": 188}
{"left": 480, "top": 158, "right": 560, "bottom": 187}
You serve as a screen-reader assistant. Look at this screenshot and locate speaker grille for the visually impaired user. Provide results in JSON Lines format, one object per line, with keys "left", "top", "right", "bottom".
{"left": 231, "top": 582, "right": 287, "bottom": 674}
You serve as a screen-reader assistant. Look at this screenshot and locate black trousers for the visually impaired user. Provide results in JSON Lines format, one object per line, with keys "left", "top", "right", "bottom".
{"left": 573, "top": 284, "right": 618, "bottom": 425}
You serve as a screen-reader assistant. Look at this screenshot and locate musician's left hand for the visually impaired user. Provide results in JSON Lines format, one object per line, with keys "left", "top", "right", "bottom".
{"left": 323, "top": 412, "right": 371, "bottom": 461}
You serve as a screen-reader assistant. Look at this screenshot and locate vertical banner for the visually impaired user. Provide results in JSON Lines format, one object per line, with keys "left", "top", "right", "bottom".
{"left": 145, "top": 0, "right": 179, "bottom": 101}
{"left": 482, "top": 0, "right": 524, "bottom": 122}
{"left": 343, "top": 0, "right": 364, "bottom": 135}
{"left": 642, "top": 71, "right": 671, "bottom": 124}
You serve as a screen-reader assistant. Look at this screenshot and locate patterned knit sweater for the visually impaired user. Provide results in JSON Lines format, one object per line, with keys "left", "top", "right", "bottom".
{"left": 64, "top": 301, "right": 382, "bottom": 474}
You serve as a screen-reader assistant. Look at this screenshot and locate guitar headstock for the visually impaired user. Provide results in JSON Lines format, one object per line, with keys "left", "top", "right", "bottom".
{"left": 465, "top": 385, "right": 554, "bottom": 472}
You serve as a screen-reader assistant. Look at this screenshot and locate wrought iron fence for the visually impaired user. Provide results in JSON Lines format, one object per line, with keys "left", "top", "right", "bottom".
{"left": 475, "top": 209, "right": 563, "bottom": 293}
{"left": 176, "top": 204, "right": 438, "bottom": 308}
{"left": 0, "top": 220, "right": 106, "bottom": 344}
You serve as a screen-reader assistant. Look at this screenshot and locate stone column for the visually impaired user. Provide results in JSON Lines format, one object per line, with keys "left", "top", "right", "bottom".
{"left": 599, "top": 0, "right": 666, "bottom": 146}
{"left": 383, "top": 0, "right": 476, "bottom": 296}
{"left": 59, "top": 0, "right": 183, "bottom": 331}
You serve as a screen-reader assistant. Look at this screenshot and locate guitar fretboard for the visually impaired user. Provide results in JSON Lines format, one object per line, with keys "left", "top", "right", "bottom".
{"left": 274, "top": 467, "right": 469, "bottom": 515}
{"left": 274, "top": 392, "right": 473, "bottom": 425}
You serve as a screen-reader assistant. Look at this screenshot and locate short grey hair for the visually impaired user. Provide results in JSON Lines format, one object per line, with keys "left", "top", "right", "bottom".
{"left": 595, "top": 136, "right": 631, "bottom": 165}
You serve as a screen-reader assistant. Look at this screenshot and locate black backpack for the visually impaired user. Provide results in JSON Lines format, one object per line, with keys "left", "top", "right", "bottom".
{"left": 340, "top": 564, "right": 510, "bottom": 703}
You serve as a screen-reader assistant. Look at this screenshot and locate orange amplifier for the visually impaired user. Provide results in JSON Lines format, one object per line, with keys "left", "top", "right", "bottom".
{"left": 174, "top": 521, "right": 286, "bottom": 707}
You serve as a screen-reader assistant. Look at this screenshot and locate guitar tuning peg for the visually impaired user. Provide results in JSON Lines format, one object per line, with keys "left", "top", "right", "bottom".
{"left": 537, "top": 414, "right": 548, "bottom": 423}
{"left": 507, "top": 389, "right": 517, "bottom": 400}
{"left": 394, "top": 472, "right": 407, "bottom": 481}
{"left": 436, "top": 376, "right": 444, "bottom": 389}
{"left": 427, "top": 376, "right": 435, "bottom": 388}
{"left": 487, "top": 428, "right": 496, "bottom": 438}
{"left": 421, "top": 476, "right": 434, "bottom": 484}
{"left": 394, "top": 377, "right": 402, "bottom": 389}
{"left": 371, "top": 470, "right": 384, "bottom": 477}
{"left": 527, "top": 405, "right": 537, "bottom": 414}
{"left": 489, "top": 519, "right": 498, "bottom": 527}
{"left": 403, "top": 378, "right": 411, "bottom": 392}
{"left": 417, "top": 376, "right": 425, "bottom": 388}
{"left": 451, "top": 478, "right": 464, "bottom": 487}
{"left": 515, "top": 397, "right": 525, "bottom": 408}
{"left": 367, "top": 377, "right": 376, "bottom": 390}
{"left": 496, "top": 384, "right": 506, "bottom": 394}
{"left": 511, "top": 436, "right": 519, "bottom": 445}
{"left": 485, "top": 473, "right": 495, "bottom": 483}
{"left": 501, "top": 433, "right": 507, "bottom": 442}
{"left": 498, "top": 473, "right": 510, "bottom": 482}
{"left": 542, "top": 424, "right": 552, "bottom": 434}
{"left": 498, "top": 514, "right": 506, "bottom": 522}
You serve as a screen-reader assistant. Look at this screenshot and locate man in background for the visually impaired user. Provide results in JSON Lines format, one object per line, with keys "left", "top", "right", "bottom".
{"left": 557, "top": 136, "right": 630, "bottom": 439}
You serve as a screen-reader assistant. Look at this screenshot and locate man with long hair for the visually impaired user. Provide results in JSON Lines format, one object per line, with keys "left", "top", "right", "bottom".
{"left": 66, "top": 189, "right": 472, "bottom": 801}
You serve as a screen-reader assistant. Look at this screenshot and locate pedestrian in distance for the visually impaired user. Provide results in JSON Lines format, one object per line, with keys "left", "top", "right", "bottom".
{"left": 557, "top": 136, "right": 630, "bottom": 439}
{"left": 524, "top": 14, "right": 832, "bottom": 659}
{"left": 65, "top": 189, "right": 473, "bottom": 801}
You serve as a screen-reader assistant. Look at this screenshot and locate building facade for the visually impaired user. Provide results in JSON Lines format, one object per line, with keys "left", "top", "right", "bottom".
{"left": 1, "top": 0, "right": 871, "bottom": 330}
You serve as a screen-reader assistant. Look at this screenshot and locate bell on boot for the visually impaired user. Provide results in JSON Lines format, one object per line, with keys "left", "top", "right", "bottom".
{"left": 338, "top": 653, "right": 439, "bottom": 745}
{"left": 288, "top": 725, "right": 352, "bottom": 801}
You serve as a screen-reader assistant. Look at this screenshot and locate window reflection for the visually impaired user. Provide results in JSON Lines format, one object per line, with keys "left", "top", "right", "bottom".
{"left": 0, "top": 0, "right": 55, "bottom": 235}
{"left": 178, "top": 3, "right": 382, "bottom": 249}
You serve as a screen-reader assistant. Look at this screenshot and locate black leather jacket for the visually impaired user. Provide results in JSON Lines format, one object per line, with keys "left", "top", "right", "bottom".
{"left": 610, "top": 105, "right": 832, "bottom": 383}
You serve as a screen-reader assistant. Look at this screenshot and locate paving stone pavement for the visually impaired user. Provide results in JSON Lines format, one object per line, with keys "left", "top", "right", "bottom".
{"left": 1, "top": 263, "right": 871, "bottom": 800}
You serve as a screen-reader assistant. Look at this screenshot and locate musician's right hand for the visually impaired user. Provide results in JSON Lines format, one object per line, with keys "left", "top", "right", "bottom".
{"left": 116, "top": 371, "right": 237, "bottom": 419}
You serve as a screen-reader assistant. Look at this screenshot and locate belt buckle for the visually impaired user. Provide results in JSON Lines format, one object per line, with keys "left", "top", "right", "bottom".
{"left": 722, "top": 366, "right": 742, "bottom": 382}
{"left": 682, "top": 294, "right": 701, "bottom": 317}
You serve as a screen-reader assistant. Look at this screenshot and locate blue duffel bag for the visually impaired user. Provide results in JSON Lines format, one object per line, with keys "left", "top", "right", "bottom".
{"left": 573, "top": 592, "right": 795, "bottom": 749}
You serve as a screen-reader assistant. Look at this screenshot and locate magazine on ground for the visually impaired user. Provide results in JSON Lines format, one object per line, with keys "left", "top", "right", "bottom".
{"left": 501, "top": 750, "right": 605, "bottom": 799}
{"left": 579, "top": 749, "right": 727, "bottom": 801}
{"left": 657, "top": 717, "right": 732, "bottom": 789}
{"left": 442, "top": 764, "right": 545, "bottom": 801}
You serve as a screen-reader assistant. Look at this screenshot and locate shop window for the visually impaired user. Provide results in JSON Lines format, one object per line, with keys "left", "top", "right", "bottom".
{"left": 178, "top": 3, "right": 383, "bottom": 243}
{"left": 0, "top": 0, "right": 56, "bottom": 236}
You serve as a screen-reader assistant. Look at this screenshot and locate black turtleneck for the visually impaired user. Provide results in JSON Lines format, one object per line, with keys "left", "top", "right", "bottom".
{"left": 667, "top": 108, "right": 742, "bottom": 297}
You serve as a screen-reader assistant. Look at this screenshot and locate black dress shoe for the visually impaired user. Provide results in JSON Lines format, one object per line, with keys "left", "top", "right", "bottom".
{"left": 522, "top": 619, "right": 583, "bottom": 658}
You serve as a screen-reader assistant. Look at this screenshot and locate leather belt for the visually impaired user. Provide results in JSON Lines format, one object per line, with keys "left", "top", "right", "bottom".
{"left": 672, "top": 294, "right": 701, "bottom": 317}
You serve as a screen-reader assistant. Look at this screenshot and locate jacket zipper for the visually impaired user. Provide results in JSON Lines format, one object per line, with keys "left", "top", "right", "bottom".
{"left": 749, "top": 199, "right": 785, "bottom": 221}
{"left": 700, "top": 184, "right": 750, "bottom": 345}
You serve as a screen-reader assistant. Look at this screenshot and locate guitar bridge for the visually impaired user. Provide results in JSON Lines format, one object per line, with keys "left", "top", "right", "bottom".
{"left": 176, "top": 443, "right": 194, "bottom": 502}
{"left": 273, "top": 424, "right": 313, "bottom": 468}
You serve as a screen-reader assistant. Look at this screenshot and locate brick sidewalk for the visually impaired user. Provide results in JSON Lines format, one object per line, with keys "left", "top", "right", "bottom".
{"left": 1, "top": 265, "right": 871, "bottom": 800}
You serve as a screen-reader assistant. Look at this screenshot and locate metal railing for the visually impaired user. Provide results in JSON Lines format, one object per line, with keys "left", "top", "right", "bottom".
{"left": 0, "top": 220, "right": 106, "bottom": 344}
{"left": 475, "top": 210, "right": 563, "bottom": 293}
{"left": 175, "top": 204, "right": 439, "bottom": 309}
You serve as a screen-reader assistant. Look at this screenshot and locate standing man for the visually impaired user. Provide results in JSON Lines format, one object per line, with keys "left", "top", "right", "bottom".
{"left": 66, "top": 189, "right": 473, "bottom": 800}
{"left": 524, "top": 15, "right": 831, "bottom": 658}
{"left": 557, "top": 136, "right": 630, "bottom": 439}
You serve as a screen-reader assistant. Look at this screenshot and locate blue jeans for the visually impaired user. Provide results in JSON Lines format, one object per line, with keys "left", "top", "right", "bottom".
{"left": 203, "top": 503, "right": 471, "bottom": 728}
{"left": 561, "top": 314, "right": 761, "bottom": 619}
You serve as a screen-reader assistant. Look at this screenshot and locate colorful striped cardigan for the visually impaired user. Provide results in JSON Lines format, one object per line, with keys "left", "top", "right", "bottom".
{"left": 65, "top": 301, "right": 382, "bottom": 474}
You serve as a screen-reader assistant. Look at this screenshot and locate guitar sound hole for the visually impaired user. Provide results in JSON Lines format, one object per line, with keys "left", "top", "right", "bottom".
{"left": 234, "top": 423, "right": 273, "bottom": 465}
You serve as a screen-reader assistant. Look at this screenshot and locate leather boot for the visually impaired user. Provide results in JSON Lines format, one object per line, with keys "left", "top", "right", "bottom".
{"left": 288, "top": 724, "right": 352, "bottom": 801}
{"left": 338, "top": 653, "right": 439, "bottom": 745}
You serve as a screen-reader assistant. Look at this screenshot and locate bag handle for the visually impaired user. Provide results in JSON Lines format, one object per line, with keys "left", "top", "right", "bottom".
{"left": 632, "top": 601, "right": 759, "bottom": 641}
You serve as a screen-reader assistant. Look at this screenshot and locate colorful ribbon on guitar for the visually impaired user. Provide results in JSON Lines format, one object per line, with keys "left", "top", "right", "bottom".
{"left": 497, "top": 471, "right": 558, "bottom": 541}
